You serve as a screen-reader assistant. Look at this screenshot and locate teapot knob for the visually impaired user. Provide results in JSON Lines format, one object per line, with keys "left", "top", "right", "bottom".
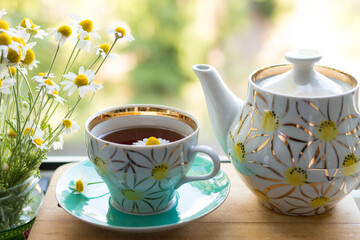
{"left": 285, "top": 49, "right": 322, "bottom": 86}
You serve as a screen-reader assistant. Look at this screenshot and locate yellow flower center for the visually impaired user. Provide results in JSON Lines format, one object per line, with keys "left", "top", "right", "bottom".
{"left": 115, "top": 26, "right": 126, "bottom": 37}
{"left": 151, "top": 163, "right": 169, "bottom": 180}
{"left": 254, "top": 189, "right": 270, "bottom": 202}
{"left": 121, "top": 189, "right": 143, "bottom": 201}
{"left": 74, "top": 74, "right": 89, "bottom": 87}
{"left": 9, "top": 67, "right": 16, "bottom": 75}
{"left": 7, "top": 47, "right": 22, "bottom": 63}
{"left": 341, "top": 153, "right": 359, "bottom": 176}
{"left": 145, "top": 136, "right": 160, "bottom": 145}
{"left": 33, "top": 138, "right": 42, "bottom": 146}
{"left": 44, "top": 79, "right": 53, "bottom": 86}
{"left": 99, "top": 43, "right": 110, "bottom": 54}
{"left": 317, "top": 120, "right": 338, "bottom": 142}
{"left": 261, "top": 110, "right": 280, "bottom": 133}
{"left": 22, "top": 49, "right": 35, "bottom": 65}
{"left": 8, "top": 129, "right": 16, "bottom": 138}
{"left": 0, "top": 79, "right": 2, "bottom": 87}
{"left": 0, "top": 32, "right": 11, "bottom": 45}
{"left": 20, "top": 18, "right": 36, "bottom": 29}
{"left": 53, "top": 90, "right": 59, "bottom": 95}
{"left": 233, "top": 141, "right": 245, "bottom": 164}
{"left": 11, "top": 37, "right": 25, "bottom": 46}
{"left": 0, "top": 20, "right": 9, "bottom": 30}
{"left": 62, "top": 119, "right": 72, "bottom": 128}
{"left": 24, "top": 127, "right": 35, "bottom": 136}
{"left": 57, "top": 25, "right": 72, "bottom": 37}
{"left": 79, "top": 19, "right": 93, "bottom": 32}
{"left": 283, "top": 167, "right": 307, "bottom": 187}
{"left": 75, "top": 179, "right": 84, "bottom": 192}
{"left": 38, "top": 72, "right": 46, "bottom": 76}
{"left": 309, "top": 196, "right": 330, "bottom": 208}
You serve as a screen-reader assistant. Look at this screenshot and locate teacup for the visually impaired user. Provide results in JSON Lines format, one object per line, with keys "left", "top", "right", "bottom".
{"left": 85, "top": 104, "right": 221, "bottom": 215}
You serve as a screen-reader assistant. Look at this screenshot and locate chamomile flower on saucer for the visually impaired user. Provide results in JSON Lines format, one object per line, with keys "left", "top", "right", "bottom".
{"left": 133, "top": 136, "right": 170, "bottom": 146}
{"left": 105, "top": 25, "right": 134, "bottom": 42}
{"left": 0, "top": 71, "right": 16, "bottom": 94}
{"left": 47, "top": 25, "right": 72, "bottom": 47}
{"left": 69, "top": 170, "right": 89, "bottom": 195}
{"left": 93, "top": 44, "right": 118, "bottom": 59}
{"left": 18, "top": 18, "right": 47, "bottom": 42}
{"left": 70, "top": 13, "right": 100, "bottom": 39}
{"left": 61, "top": 66, "right": 97, "bottom": 98}
{"left": 60, "top": 119, "right": 80, "bottom": 135}
{"left": 52, "top": 135, "right": 64, "bottom": 150}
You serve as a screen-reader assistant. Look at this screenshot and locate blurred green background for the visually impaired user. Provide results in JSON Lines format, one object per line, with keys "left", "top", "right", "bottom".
{"left": 2, "top": 0, "right": 360, "bottom": 156}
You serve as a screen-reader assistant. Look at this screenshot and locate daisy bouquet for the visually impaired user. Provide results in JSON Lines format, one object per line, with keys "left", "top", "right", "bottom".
{"left": 0, "top": 9, "right": 133, "bottom": 229}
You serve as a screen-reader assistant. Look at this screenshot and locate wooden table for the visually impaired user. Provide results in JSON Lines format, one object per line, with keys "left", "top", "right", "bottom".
{"left": 29, "top": 162, "right": 360, "bottom": 240}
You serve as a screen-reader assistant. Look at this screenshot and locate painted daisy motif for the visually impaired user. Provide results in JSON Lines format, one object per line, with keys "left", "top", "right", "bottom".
{"left": 0, "top": 71, "right": 16, "bottom": 94}
{"left": 61, "top": 66, "right": 97, "bottom": 98}
{"left": 296, "top": 96, "right": 360, "bottom": 180}
{"left": 105, "top": 25, "right": 134, "bottom": 42}
{"left": 47, "top": 25, "right": 73, "bottom": 47}
{"left": 60, "top": 119, "right": 80, "bottom": 135}
{"left": 70, "top": 14, "right": 100, "bottom": 39}
{"left": 93, "top": 44, "right": 118, "bottom": 59}
{"left": 17, "top": 18, "right": 47, "bottom": 42}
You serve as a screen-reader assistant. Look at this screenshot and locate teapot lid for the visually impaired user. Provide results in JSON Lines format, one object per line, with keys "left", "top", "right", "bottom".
{"left": 256, "top": 49, "right": 352, "bottom": 96}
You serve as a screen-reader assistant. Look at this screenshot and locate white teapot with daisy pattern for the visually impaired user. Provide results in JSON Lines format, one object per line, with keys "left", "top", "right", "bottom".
{"left": 193, "top": 49, "right": 360, "bottom": 216}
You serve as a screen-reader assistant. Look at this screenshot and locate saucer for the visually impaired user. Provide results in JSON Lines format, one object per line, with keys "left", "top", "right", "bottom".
{"left": 55, "top": 156, "right": 230, "bottom": 233}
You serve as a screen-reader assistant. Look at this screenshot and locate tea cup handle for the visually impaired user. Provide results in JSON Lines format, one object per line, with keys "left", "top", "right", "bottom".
{"left": 174, "top": 145, "right": 221, "bottom": 189}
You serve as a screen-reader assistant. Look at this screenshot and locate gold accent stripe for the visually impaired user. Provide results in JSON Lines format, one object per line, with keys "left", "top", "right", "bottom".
{"left": 296, "top": 102, "right": 317, "bottom": 127}
{"left": 337, "top": 97, "right": 344, "bottom": 123}
{"left": 88, "top": 106, "right": 197, "bottom": 131}
{"left": 254, "top": 174, "right": 282, "bottom": 182}
{"left": 338, "top": 114, "right": 358, "bottom": 127}
{"left": 271, "top": 187, "right": 296, "bottom": 199}
{"left": 248, "top": 137, "right": 269, "bottom": 154}
{"left": 248, "top": 160, "right": 283, "bottom": 177}
{"left": 270, "top": 135, "right": 287, "bottom": 167}
{"left": 263, "top": 184, "right": 288, "bottom": 194}
{"left": 307, "top": 142, "right": 321, "bottom": 168}
{"left": 281, "top": 123, "right": 314, "bottom": 138}
{"left": 287, "top": 195, "right": 309, "bottom": 204}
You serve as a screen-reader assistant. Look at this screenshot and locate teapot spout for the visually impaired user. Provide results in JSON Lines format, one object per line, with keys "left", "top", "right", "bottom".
{"left": 193, "top": 64, "right": 244, "bottom": 154}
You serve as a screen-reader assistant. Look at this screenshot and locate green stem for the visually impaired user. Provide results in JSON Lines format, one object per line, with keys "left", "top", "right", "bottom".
{"left": 88, "top": 181, "right": 104, "bottom": 185}
{"left": 95, "top": 38, "right": 118, "bottom": 75}
{"left": 47, "top": 41, "right": 61, "bottom": 76}
{"left": 67, "top": 49, "right": 81, "bottom": 73}
{"left": 87, "top": 55, "right": 101, "bottom": 70}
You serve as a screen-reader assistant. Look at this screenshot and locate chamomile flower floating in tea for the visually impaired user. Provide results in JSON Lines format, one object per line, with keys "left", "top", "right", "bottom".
{"left": 133, "top": 136, "right": 170, "bottom": 146}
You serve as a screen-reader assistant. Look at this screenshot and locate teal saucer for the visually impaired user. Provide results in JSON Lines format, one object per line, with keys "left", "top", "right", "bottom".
{"left": 55, "top": 156, "right": 230, "bottom": 232}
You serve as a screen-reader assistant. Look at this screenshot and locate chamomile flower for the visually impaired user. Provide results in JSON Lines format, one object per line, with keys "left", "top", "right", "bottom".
{"left": 69, "top": 171, "right": 88, "bottom": 195}
{"left": 76, "top": 34, "right": 91, "bottom": 51}
{"left": 46, "top": 89, "right": 66, "bottom": 105}
{"left": 60, "top": 119, "right": 80, "bottom": 135}
{"left": 35, "top": 77, "right": 59, "bottom": 94}
{"left": 18, "top": 18, "right": 47, "bottom": 42}
{"left": 52, "top": 135, "right": 64, "bottom": 150}
{"left": 47, "top": 25, "right": 72, "bottom": 47}
{"left": 132, "top": 137, "right": 170, "bottom": 146}
{"left": 32, "top": 136, "right": 46, "bottom": 149}
{"left": 0, "top": 9, "right": 7, "bottom": 18}
{"left": 23, "top": 122, "right": 43, "bottom": 138}
{"left": 0, "top": 71, "right": 15, "bottom": 94}
{"left": 21, "top": 48, "right": 39, "bottom": 70}
{"left": 32, "top": 72, "right": 55, "bottom": 82}
{"left": 93, "top": 44, "right": 117, "bottom": 59}
{"left": 61, "top": 66, "right": 97, "bottom": 98}
{"left": 90, "top": 80, "right": 103, "bottom": 91}
{"left": 0, "top": 32, "right": 21, "bottom": 58}
{"left": 105, "top": 25, "right": 134, "bottom": 42}
{"left": 70, "top": 14, "right": 100, "bottom": 40}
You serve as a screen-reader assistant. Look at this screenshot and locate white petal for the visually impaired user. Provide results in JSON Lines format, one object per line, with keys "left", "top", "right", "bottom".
{"left": 68, "top": 85, "right": 77, "bottom": 96}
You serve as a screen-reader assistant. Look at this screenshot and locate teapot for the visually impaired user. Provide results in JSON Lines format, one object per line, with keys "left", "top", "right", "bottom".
{"left": 193, "top": 50, "right": 360, "bottom": 216}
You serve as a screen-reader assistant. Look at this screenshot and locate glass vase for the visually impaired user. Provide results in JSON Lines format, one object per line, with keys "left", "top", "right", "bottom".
{"left": 0, "top": 175, "right": 44, "bottom": 239}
